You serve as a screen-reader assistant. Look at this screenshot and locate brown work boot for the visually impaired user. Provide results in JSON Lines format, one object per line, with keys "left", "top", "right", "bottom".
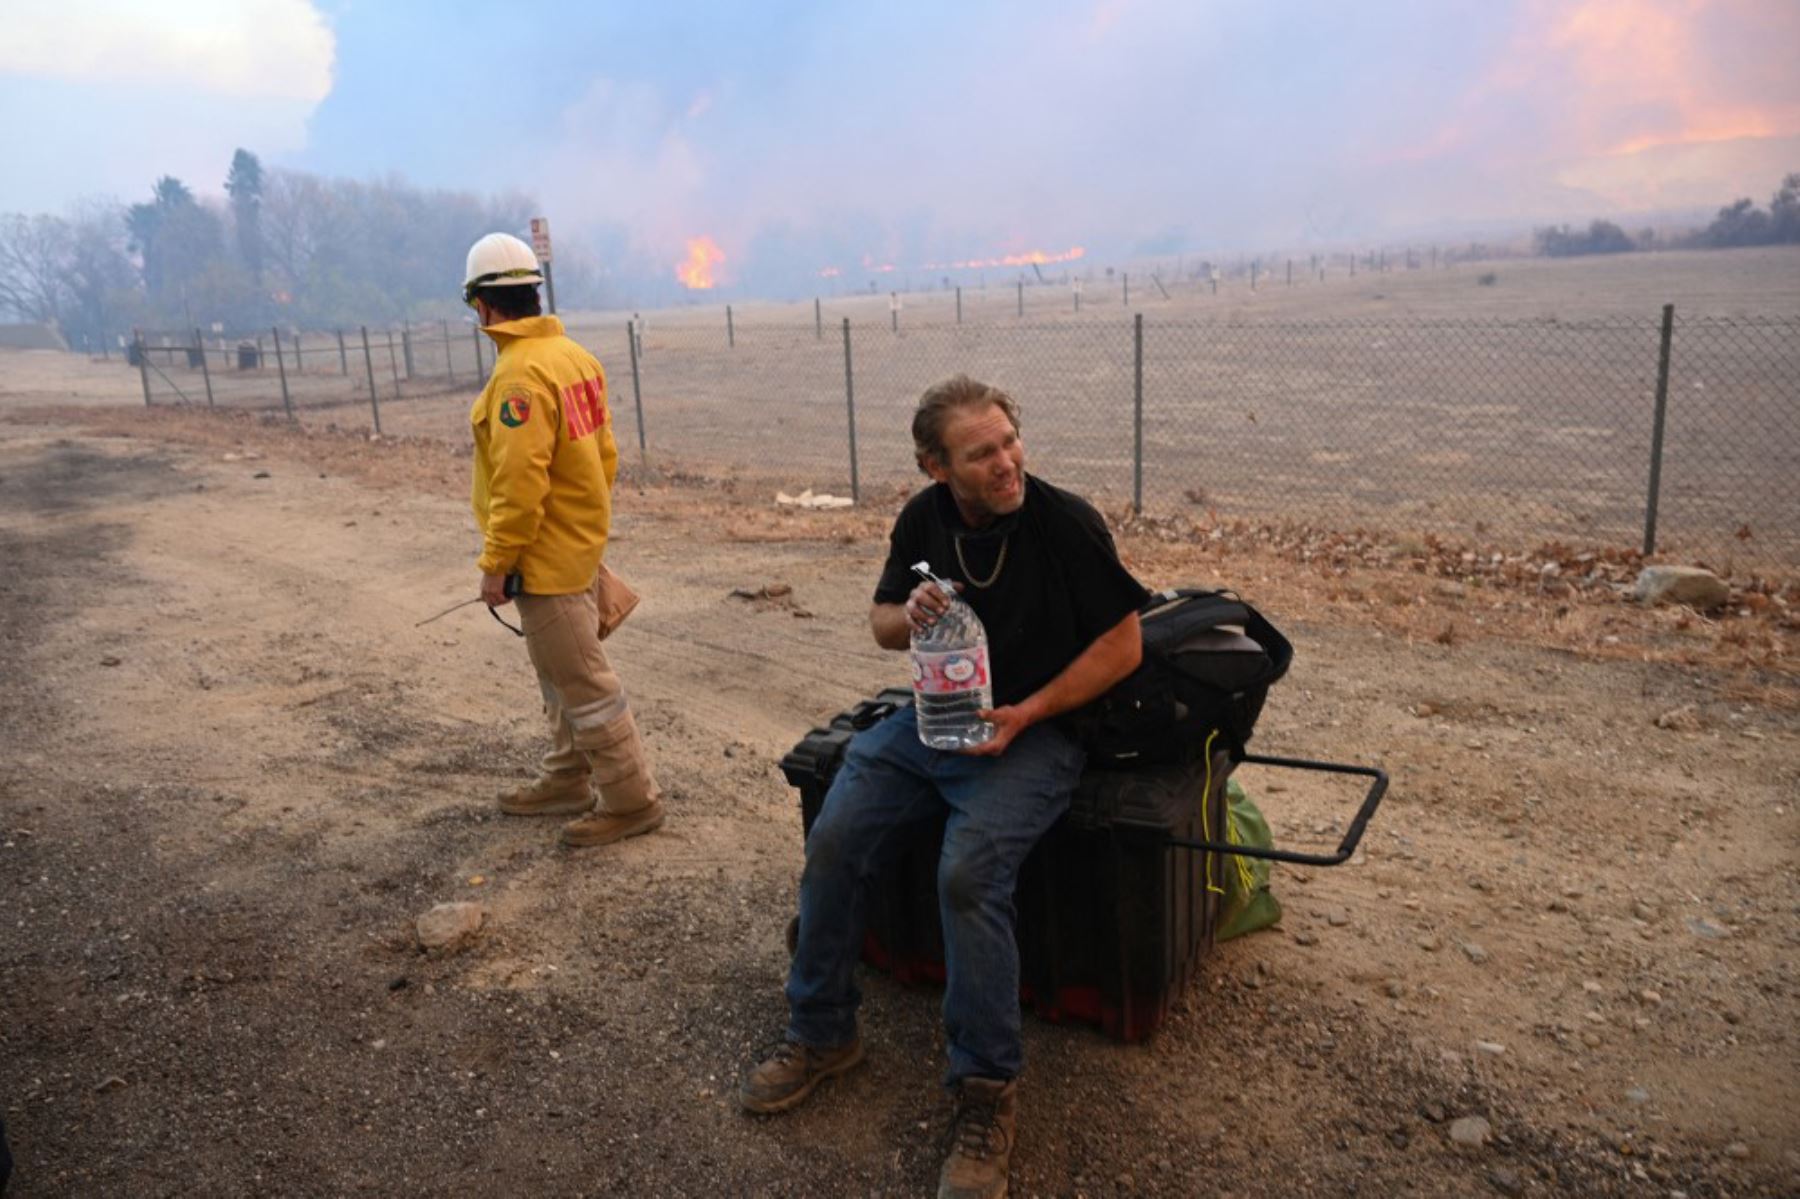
{"left": 560, "top": 799, "right": 665, "bottom": 848}
{"left": 738, "top": 1038, "right": 865, "bottom": 1114}
{"left": 498, "top": 771, "right": 595, "bottom": 816}
{"left": 938, "top": 1077, "right": 1017, "bottom": 1199}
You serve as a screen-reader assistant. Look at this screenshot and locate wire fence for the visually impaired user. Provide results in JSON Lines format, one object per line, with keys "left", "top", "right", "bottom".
{"left": 133, "top": 306, "right": 1800, "bottom": 570}
{"left": 129, "top": 319, "right": 494, "bottom": 430}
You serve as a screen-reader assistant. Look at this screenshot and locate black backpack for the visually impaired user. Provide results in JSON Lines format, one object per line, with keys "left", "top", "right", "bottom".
{"left": 1077, "top": 588, "right": 1293, "bottom": 769}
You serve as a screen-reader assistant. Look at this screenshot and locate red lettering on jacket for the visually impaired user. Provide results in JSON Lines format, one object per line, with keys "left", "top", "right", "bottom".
{"left": 561, "top": 375, "right": 609, "bottom": 440}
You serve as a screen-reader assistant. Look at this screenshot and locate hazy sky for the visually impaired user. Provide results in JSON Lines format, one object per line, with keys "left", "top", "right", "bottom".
{"left": 4, "top": 0, "right": 1797, "bottom": 286}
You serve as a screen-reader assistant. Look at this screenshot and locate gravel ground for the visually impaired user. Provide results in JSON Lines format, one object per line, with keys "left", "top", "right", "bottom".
{"left": 0, "top": 386, "right": 1795, "bottom": 1196}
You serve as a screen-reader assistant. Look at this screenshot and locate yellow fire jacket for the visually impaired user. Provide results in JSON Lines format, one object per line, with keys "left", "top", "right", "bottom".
{"left": 469, "top": 315, "right": 620, "bottom": 594}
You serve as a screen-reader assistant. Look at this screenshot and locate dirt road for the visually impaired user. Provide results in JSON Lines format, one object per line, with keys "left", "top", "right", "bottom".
{"left": 1, "top": 372, "right": 1795, "bottom": 1195}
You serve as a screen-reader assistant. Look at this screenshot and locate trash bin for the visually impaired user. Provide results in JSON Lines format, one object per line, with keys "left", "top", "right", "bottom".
{"left": 237, "top": 341, "right": 260, "bottom": 370}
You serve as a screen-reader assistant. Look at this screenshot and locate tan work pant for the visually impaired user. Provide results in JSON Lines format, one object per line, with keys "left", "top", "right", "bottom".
{"left": 515, "top": 571, "right": 657, "bottom": 816}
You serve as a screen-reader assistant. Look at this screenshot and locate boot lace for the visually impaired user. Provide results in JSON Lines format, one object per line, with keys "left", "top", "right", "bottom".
{"left": 756, "top": 1040, "right": 806, "bottom": 1069}
{"left": 949, "top": 1090, "right": 1005, "bottom": 1161}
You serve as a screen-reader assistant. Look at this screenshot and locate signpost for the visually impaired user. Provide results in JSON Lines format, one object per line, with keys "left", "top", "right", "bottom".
{"left": 530, "top": 217, "right": 557, "bottom": 314}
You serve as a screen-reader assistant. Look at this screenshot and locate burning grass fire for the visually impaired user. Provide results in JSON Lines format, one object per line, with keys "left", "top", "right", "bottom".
{"left": 677, "top": 236, "right": 726, "bottom": 289}
{"left": 928, "top": 245, "right": 1087, "bottom": 270}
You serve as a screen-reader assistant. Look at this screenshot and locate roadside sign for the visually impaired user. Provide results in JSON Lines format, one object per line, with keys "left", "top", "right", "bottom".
{"left": 529, "top": 217, "right": 553, "bottom": 264}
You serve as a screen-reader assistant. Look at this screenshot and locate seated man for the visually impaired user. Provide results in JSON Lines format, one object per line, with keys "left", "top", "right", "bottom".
{"left": 741, "top": 375, "right": 1147, "bottom": 1198}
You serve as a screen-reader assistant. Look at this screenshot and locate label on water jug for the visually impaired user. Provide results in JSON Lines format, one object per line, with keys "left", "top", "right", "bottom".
{"left": 912, "top": 647, "right": 991, "bottom": 694}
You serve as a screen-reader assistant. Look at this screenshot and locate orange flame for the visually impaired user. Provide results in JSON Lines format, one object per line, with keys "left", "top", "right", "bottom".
{"left": 923, "top": 246, "right": 1087, "bottom": 271}
{"left": 676, "top": 236, "right": 725, "bottom": 289}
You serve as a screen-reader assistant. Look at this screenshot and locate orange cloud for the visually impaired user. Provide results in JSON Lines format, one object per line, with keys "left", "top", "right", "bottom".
{"left": 1546, "top": 0, "right": 1799, "bottom": 156}
{"left": 1391, "top": 0, "right": 1800, "bottom": 168}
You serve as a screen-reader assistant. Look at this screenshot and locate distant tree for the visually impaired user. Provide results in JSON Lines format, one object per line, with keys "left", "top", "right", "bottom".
{"left": 1702, "top": 197, "right": 1773, "bottom": 248}
{"left": 0, "top": 213, "right": 68, "bottom": 323}
{"left": 62, "top": 200, "right": 137, "bottom": 347}
{"left": 1533, "top": 226, "right": 1567, "bottom": 255}
{"left": 1770, "top": 172, "right": 1800, "bottom": 244}
{"left": 257, "top": 167, "right": 536, "bottom": 326}
{"left": 225, "top": 149, "right": 265, "bottom": 283}
{"left": 125, "top": 176, "right": 225, "bottom": 320}
{"left": 1534, "top": 219, "right": 1635, "bottom": 257}
{"left": 126, "top": 176, "right": 185, "bottom": 296}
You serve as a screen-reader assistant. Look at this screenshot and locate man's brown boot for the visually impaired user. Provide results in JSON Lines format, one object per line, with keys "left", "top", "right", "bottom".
{"left": 738, "top": 1038, "right": 865, "bottom": 1114}
{"left": 498, "top": 771, "right": 595, "bottom": 816}
{"left": 560, "top": 799, "right": 666, "bottom": 848}
{"left": 938, "top": 1077, "right": 1017, "bottom": 1199}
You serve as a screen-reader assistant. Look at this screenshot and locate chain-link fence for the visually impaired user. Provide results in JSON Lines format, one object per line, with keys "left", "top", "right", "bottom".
{"left": 131, "top": 319, "right": 492, "bottom": 432}
{"left": 135, "top": 307, "right": 1799, "bottom": 569}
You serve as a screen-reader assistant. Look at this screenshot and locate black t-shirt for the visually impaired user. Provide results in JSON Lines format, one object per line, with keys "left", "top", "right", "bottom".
{"left": 874, "top": 475, "right": 1149, "bottom": 708}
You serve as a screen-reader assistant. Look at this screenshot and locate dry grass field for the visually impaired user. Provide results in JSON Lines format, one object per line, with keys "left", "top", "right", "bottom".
{"left": 1, "top": 311, "right": 1796, "bottom": 1197}
{"left": 120, "top": 245, "right": 1800, "bottom": 571}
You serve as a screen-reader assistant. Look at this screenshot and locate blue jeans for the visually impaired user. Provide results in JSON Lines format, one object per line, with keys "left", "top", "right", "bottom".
{"left": 785, "top": 706, "right": 1084, "bottom": 1085}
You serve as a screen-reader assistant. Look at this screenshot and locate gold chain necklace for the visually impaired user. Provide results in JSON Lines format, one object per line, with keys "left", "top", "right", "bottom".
{"left": 954, "top": 535, "right": 1009, "bottom": 589}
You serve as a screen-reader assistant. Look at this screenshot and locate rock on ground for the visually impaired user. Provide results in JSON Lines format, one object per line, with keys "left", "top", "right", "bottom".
{"left": 1450, "top": 1116, "right": 1494, "bottom": 1148}
{"left": 1633, "top": 565, "right": 1729, "bottom": 610}
{"left": 416, "top": 901, "right": 485, "bottom": 950}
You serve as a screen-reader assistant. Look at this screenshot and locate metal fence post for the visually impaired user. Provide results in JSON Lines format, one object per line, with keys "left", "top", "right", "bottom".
{"left": 1642, "top": 303, "right": 1675, "bottom": 556}
{"left": 135, "top": 331, "right": 152, "bottom": 406}
{"left": 293, "top": 332, "right": 303, "bottom": 373}
{"left": 815, "top": 297, "right": 822, "bottom": 341}
{"left": 890, "top": 294, "right": 898, "bottom": 334}
{"left": 627, "top": 319, "right": 647, "bottom": 463}
{"left": 193, "top": 327, "right": 214, "bottom": 407}
{"left": 337, "top": 328, "right": 348, "bottom": 374}
{"left": 401, "top": 321, "right": 414, "bottom": 378}
{"left": 441, "top": 319, "right": 455, "bottom": 385}
{"left": 1017, "top": 280, "right": 1023, "bottom": 318}
{"left": 385, "top": 329, "right": 401, "bottom": 394}
{"left": 726, "top": 304, "right": 735, "bottom": 349}
{"left": 472, "top": 325, "right": 484, "bottom": 379}
{"left": 271, "top": 326, "right": 294, "bottom": 419}
{"left": 1133, "top": 313, "right": 1144, "bottom": 513}
{"left": 360, "top": 325, "right": 382, "bottom": 434}
{"left": 1122, "top": 273, "right": 1129, "bottom": 307}
{"left": 956, "top": 285, "right": 963, "bottom": 325}
{"left": 842, "top": 318, "right": 859, "bottom": 504}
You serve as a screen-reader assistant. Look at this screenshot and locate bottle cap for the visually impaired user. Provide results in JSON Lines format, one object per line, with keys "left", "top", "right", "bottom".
{"left": 911, "top": 560, "right": 955, "bottom": 596}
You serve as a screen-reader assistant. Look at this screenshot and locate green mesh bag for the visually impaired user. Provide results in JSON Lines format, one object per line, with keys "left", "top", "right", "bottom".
{"left": 1215, "top": 777, "right": 1282, "bottom": 941}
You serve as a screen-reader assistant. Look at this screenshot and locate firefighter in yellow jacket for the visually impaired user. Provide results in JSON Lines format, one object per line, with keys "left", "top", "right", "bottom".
{"left": 464, "top": 232, "right": 663, "bottom": 848}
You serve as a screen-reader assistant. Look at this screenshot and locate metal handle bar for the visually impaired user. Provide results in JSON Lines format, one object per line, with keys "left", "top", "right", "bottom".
{"left": 1162, "top": 752, "right": 1388, "bottom": 868}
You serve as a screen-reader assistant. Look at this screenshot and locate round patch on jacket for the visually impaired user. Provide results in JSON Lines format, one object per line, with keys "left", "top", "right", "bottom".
{"left": 498, "top": 394, "right": 532, "bottom": 428}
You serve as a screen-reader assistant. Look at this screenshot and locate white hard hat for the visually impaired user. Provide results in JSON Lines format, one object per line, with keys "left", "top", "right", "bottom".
{"left": 463, "top": 232, "right": 543, "bottom": 303}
